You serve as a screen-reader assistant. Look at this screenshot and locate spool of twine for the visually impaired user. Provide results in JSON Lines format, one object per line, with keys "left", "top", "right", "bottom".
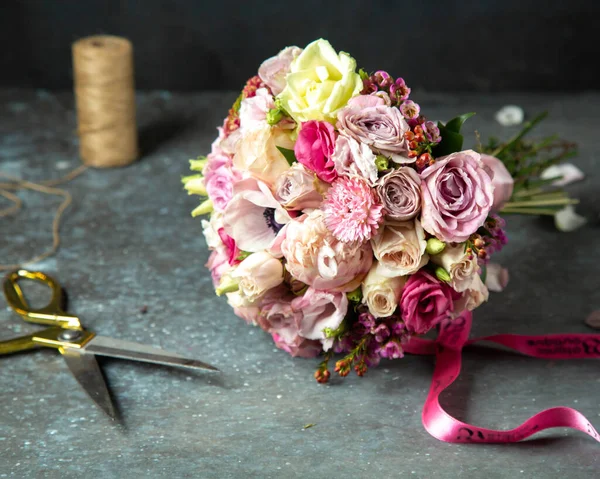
{"left": 72, "top": 35, "right": 138, "bottom": 168}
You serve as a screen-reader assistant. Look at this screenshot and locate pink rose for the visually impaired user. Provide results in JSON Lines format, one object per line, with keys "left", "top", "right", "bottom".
{"left": 274, "top": 163, "right": 328, "bottom": 210}
{"left": 376, "top": 167, "right": 422, "bottom": 221}
{"left": 480, "top": 154, "right": 514, "bottom": 211}
{"left": 205, "top": 163, "right": 242, "bottom": 213}
{"left": 292, "top": 287, "right": 348, "bottom": 351}
{"left": 294, "top": 120, "right": 337, "bottom": 183}
{"left": 281, "top": 210, "right": 373, "bottom": 292}
{"left": 420, "top": 150, "right": 494, "bottom": 243}
{"left": 400, "top": 270, "right": 460, "bottom": 335}
{"left": 337, "top": 96, "right": 411, "bottom": 163}
{"left": 258, "top": 46, "right": 302, "bottom": 96}
{"left": 272, "top": 332, "right": 322, "bottom": 358}
{"left": 205, "top": 249, "right": 230, "bottom": 287}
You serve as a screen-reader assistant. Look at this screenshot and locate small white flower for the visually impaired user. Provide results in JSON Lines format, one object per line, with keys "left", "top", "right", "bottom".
{"left": 495, "top": 105, "right": 524, "bottom": 126}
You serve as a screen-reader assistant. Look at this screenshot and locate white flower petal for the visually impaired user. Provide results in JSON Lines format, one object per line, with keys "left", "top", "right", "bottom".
{"left": 540, "top": 163, "right": 585, "bottom": 186}
{"left": 554, "top": 205, "right": 587, "bottom": 232}
{"left": 485, "top": 263, "right": 509, "bottom": 292}
{"left": 495, "top": 105, "right": 524, "bottom": 126}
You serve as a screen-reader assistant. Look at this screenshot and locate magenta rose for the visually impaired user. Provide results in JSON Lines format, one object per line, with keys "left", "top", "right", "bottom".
{"left": 294, "top": 120, "right": 337, "bottom": 183}
{"left": 420, "top": 150, "right": 494, "bottom": 243}
{"left": 400, "top": 270, "right": 460, "bottom": 335}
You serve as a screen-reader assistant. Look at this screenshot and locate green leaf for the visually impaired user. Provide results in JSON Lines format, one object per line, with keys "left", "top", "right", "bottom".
{"left": 445, "top": 112, "right": 476, "bottom": 134}
{"left": 276, "top": 146, "right": 297, "bottom": 166}
{"left": 358, "top": 68, "right": 370, "bottom": 81}
{"left": 480, "top": 265, "right": 487, "bottom": 285}
{"left": 433, "top": 122, "right": 464, "bottom": 157}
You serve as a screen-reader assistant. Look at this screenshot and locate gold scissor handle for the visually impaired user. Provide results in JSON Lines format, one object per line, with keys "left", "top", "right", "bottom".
{"left": 3, "top": 270, "right": 82, "bottom": 329}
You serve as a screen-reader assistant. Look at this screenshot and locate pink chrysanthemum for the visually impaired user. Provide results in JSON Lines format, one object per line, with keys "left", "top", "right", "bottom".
{"left": 323, "top": 176, "right": 384, "bottom": 243}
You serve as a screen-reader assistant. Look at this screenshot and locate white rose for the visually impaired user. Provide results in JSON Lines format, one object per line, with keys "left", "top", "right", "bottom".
{"left": 230, "top": 251, "right": 284, "bottom": 303}
{"left": 361, "top": 263, "right": 406, "bottom": 318}
{"left": 370, "top": 219, "right": 429, "bottom": 277}
{"left": 431, "top": 244, "right": 478, "bottom": 292}
{"left": 453, "top": 273, "right": 489, "bottom": 315}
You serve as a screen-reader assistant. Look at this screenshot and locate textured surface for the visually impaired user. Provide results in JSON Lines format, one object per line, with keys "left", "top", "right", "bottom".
{"left": 1, "top": 90, "right": 599, "bottom": 478}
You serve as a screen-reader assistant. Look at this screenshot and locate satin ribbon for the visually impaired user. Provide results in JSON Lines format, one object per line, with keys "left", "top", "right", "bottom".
{"left": 403, "top": 312, "right": 600, "bottom": 443}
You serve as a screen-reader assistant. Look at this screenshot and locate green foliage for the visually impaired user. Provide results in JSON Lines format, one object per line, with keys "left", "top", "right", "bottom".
{"left": 276, "top": 146, "right": 297, "bottom": 166}
{"left": 434, "top": 112, "right": 476, "bottom": 157}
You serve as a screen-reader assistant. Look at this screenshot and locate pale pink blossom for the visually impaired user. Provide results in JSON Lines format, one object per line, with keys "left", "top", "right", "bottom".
{"left": 292, "top": 287, "right": 348, "bottom": 351}
{"left": 205, "top": 249, "right": 231, "bottom": 287}
{"left": 322, "top": 176, "right": 384, "bottom": 243}
{"left": 258, "top": 46, "right": 302, "bottom": 96}
{"left": 331, "top": 135, "right": 378, "bottom": 185}
{"left": 281, "top": 210, "right": 373, "bottom": 292}
{"left": 230, "top": 251, "right": 284, "bottom": 302}
{"left": 223, "top": 178, "right": 291, "bottom": 252}
{"left": 371, "top": 219, "right": 428, "bottom": 277}
{"left": 480, "top": 154, "right": 514, "bottom": 211}
{"left": 421, "top": 150, "right": 494, "bottom": 243}
{"left": 239, "top": 88, "right": 275, "bottom": 133}
{"left": 361, "top": 263, "right": 407, "bottom": 318}
{"left": 274, "top": 163, "right": 328, "bottom": 210}
{"left": 430, "top": 244, "right": 478, "bottom": 293}
{"left": 453, "top": 274, "right": 489, "bottom": 315}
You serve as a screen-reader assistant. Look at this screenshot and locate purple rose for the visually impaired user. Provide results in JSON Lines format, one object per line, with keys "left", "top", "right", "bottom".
{"left": 377, "top": 167, "right": 422, "bottom": 221}
{"left": 294, "top": 120, "right": 337, "bottom": 183}
{"left": 337, "top": 95, "right": 411, "bottom": 163}
{"left": 420, "top": 150, "right": 494, "bottom": 243}
{"left": 400, "top": 270, "right": 459, "bottom": 335}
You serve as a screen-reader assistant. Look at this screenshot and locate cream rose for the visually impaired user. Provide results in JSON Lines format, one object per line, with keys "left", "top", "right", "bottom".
{"left": 430, "top": 244, "right": 478, "bottom": 293}
{"left": 233, "top": 125, "right": 294, "bottom": 185}
{"left": 453, "top": 273, "right": 489, "bottom": 315}
{"left": 229, "top": 251, "right": 284, "bottom": 303}
{"left": 361, "top": 263, "right": 407, "bottom": 318}
{"left": 274, "top": 163, "right": 328, "bottom": 210}
{"left": 371, "top": 219, "right": 429, "bottom": 277}
{"left": 277, "top": 39, "right": 362, "bottom": 124}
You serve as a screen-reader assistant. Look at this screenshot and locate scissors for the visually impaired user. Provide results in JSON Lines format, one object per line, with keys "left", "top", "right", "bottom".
{"left": 0, "top": 269, "right": 218, "bottom": 420}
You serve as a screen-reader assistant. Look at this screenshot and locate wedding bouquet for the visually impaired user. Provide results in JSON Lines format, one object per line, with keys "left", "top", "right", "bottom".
{"left": 185, "top": 39, "right": 578, "bottom": 382}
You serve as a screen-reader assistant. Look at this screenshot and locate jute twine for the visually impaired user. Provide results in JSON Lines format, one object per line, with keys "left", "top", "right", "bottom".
{"left": 0, "top": 166, "right": 88, "bottom": 271}
{"left": 72, "top": 35, "right": 138, "bottom": 168}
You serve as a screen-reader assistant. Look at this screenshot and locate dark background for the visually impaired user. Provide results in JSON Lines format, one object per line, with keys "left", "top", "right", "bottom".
{"left": 1, "top": 0, "right": 599, "bottom": 92}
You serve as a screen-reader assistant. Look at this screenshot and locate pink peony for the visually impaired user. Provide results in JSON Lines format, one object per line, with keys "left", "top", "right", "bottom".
{"left": 420, "top": 150, "right": 494, "bottom": 243}
{"left": 223, "top": 178, "right": 291, "bottom": 253}
{"left": 480, "top": 154, "right": 514, "bottom": 211}
{"left": 292, "top": 287, "right": 348, "bottom": 351}
{"left": 258, "top": 46, "right": 302, "bottom": 96}
{"left": 281, "top": 210, "right": 372, "bottom": 292}
{"left": 323, "top": 176, "right": 384, "bottom": 243}
{"left": 400, "top": 270, "right": 460, "bottom": 335}
{"left": 294, "top": 120, "right": 337, "bottom": 183}
{"left": 337, "top": 95, "right": 411, "bottom": 163}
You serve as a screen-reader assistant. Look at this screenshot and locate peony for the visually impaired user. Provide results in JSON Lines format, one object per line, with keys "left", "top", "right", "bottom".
{"left": 292, "top": 287, "right": 348, "bottom": 351}
{"left": 233, "top": 124, "right": 294, "bottom": 185}
{"left": 420, "top": 150, "right": 494, "bottom": 243}
{"left": 281, "top": 210, "right": 372, "bottom": 292}
{"left": 294, "top": 120, "right": 337, "bottom": 182}
{"left": 331, "top": 135, "right": 378, "bottom": 185}
{"left": 258, "top": 46, "right": 303, "bottom": 96}
{"left": 371, "top": 219, "right": 428, "bottom": 277}
{"left": 377, "top": 167, "right": 422, "bottom": 220}
{"left": 337, "top": 95, "right": 411, "bottom": 163}
{"left": 480, "top": 154, "right": 514, "bottom": 211}
{"left": 400, "top": 270, "right": 459, "bottom": 335}
{"left": 274, "top": 163, "right": 328, "bottom": 210}
{"left": 361, "top": 263, "right": 407, "bottom": 318}
{"left": 223, "top": 178, "right": 291, "bottom": 253}
{"left": 277, "top": 39, "right": 362, "bottom": 124}
{"left": 239, "top": 88, "right": 275, "bottom": 133}
{"left": 229, "top": 251, "right": 284, "bottom": 303}
{"left": 430, "top": 244, "right": 478, "bottom": 293}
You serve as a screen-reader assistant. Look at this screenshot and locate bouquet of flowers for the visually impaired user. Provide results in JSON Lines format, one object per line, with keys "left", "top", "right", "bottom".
{"left": 184, "top": 39, "right": 578, "bottom": 383}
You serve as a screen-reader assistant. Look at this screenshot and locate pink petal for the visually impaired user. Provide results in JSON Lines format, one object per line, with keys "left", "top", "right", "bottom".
{"left": 485, "top": 263, "right": 509, "bottom": 292}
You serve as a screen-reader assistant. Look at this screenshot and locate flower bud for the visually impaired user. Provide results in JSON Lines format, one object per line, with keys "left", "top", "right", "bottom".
{"left": 183, "top": 175, "right": 207, "bottom": 196}
{"left": 375, "top": 155, "right": 390, "bottom": 172}
{"left": 266, "top": 108, "right": 283, "bottom": 125}
{"left": 434, "top": 266, "right": 451, "bottom": 283}
{"left": 191, "top": 199, "right": 213, "bottom": 217}
{"left": 426, "top": 238, "right": 446, "bottom": 255}
{"left": 215, "top": 275, "right": 240, "bottom": 296}
{"left": 346, "top": 286, "right": 363, "bottom": 303}
{"left": 189, "top": 157, "right": 208, "bottom": 171}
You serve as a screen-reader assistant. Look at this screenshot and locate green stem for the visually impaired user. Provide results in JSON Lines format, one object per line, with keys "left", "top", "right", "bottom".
{"left": 491, "top": 112, "right": 548, "bottom": 157}
{"left": 501, "top": 207, "right": 561, "bottom": 216}
{"left": 503, "top": 198, "right": 578, "bottom": 208}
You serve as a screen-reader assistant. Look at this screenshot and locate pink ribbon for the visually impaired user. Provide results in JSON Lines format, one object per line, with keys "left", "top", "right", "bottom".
{"left": 403, "top": 312, "right": 600, "bottom": 443}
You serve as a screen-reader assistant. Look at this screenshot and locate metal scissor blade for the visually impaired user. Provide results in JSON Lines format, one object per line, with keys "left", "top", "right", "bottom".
{"left": 82, "top": 335, "right": 219, "bottom": 372}
{"left": 61, "top": 349, "right": 117, "bottom": 420}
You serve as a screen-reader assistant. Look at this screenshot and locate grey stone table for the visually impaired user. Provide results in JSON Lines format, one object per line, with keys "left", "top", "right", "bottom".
{"left": 1, "top": 89, "right": 599, "bottom": 478}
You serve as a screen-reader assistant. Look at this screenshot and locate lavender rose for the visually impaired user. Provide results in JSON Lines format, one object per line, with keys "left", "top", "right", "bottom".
{"left": 337, "top": 95, "right": 411, "bottom": 163}
{"left": 420, "top": 150, "right": 494, "bottom": 243}
{"left": 377, "top": 167, "right": 422, "bottom": 221}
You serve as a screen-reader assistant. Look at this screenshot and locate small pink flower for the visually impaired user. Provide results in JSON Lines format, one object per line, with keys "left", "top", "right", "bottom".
{"left": 399, "top": 100, "right": 420, "bottom": 120}
{"left": 205, "top": 162, "right": 242, "bottom": 212}
{"left": 205, "top": 249, "right": 230, "bottom": 287}
{"left": 323, "top": 176, "right": 384, "bottom": 243}
{"left": 217, "top": 228, "right": 240, "bottom": 265}
{"left": 294, "top": 120, "right": 337, "bottom": 183}
{"left": 400, "top": 270, "right": 460, "bottom": 335}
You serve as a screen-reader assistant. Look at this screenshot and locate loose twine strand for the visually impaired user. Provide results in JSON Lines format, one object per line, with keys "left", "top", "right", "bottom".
{"left": 0, "top": 165, "right": 88, "bottom": 271}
